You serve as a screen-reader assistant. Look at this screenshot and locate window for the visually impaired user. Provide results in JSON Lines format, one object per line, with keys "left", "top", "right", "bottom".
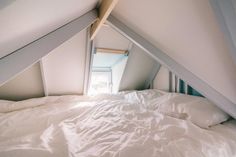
{"left": 88, "top": 71, "right": 112, "bottom": 95}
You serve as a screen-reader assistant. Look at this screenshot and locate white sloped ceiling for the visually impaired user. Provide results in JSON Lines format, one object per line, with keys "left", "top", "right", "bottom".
{"left": 112, "top": 0, "right": 236, "bottom": 104}
{"left": 0, "top": 0, "right": 98, "bottom": 59}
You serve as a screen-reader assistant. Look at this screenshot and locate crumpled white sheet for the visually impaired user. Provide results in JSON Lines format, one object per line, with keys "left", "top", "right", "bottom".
{"left": 0, "top": 90, "right": 236, "bottom": 157}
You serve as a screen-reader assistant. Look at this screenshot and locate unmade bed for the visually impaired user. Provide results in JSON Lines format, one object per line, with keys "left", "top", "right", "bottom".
{"left": 0, "top": 90, "right": 235, "bottom": 157}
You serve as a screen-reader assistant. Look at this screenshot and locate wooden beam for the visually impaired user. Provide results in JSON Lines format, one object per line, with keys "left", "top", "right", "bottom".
{"left": 209, "top": 0, "right": 236, "bottom": 65}
{"left": 0, "top": 9, "right": 97, "bottom": 87}
{"left": 107, "top": 15, "right": 236, "bottom": 119}
{"left": 90, "top": 0, "right": 119, "bottom": 39}
{"left": 96, "top": 48, "right": 127, "bottom": 54}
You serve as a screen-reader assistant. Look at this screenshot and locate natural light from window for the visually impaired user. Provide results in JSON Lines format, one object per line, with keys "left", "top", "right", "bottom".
{"left": 88, "top": 71, "right": 112, "bottom": 95}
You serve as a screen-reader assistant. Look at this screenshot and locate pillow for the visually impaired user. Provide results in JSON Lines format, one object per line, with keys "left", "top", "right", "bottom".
{"left": 0, "top": 100, "right": 14, "bottom": 104}
{"left": 156, "top": 93, "right": 230, "bottom": 128}
{"left": 122, "top": 89, "right": 167, "bottom": 104}
{"left": 0, "top": 97, "right": 60, "bottom": 113}
{"left": 0, "top": 100, "right": 15, "bottom": 113}
{"left": 0, "top": 95, "right": 89, "bottom": 113}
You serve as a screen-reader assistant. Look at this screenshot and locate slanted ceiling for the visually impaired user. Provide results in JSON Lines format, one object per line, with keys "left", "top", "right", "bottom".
{"left": 0, "top": 0, "right": 98, "bottom": 59}
{"left": 112, "top": 0, "right": 236, "bottom": 104}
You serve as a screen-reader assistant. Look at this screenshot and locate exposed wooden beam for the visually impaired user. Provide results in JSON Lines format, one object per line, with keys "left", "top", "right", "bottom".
{"left": 90, "top": 0, "right": 119, "bottom": 39}
{"left": 0, "top": 9, "right": 97, "bottom": 87}
{"left": 96, "top": 48, "right": 127, "bottom": 54}
{"left": 107, "top": 15, "right": 236, "bottom": 119}
{"left": 209, "top": 0, "right": 236, "bottom": 65}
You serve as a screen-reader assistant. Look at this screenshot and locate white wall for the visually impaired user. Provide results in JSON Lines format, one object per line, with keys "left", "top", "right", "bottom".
{"left": 153, "top": 66, "right": 170, "bottom": 92}
{"left": 0, "top": 29, "right": 88, "bottom": 99}
{"left": 0, "top": 63, "right": 44, "bottom": 100}
{"left": 94, "top": 26, "right": 131, "bottom": 50}
{"left": 111, "top": 57, "right": 128, "bottom": 93}
{"left": 113, "top": 0, "right": 236, "bottom": 103}
{"left": 42, "top": 30, "right": 87, "bottom": 95}
{"left": 119, "top": 45, "right": 157, "bottom": 91}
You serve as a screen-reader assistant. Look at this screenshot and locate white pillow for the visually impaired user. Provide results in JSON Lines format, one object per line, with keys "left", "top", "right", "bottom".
{"left": 122, "top": 89, "right": 167, "bottom": 104}
{"left": 0, "top": 95, "right": 88, "bottom": 113}
{"left": 0, "top": 100, "right": 15, "bottom": 113}
{"left": 0, "top": 97, "right": 59, "bottom": 113}
{"left": 157, "top": 93, "right": 230, "bottom": 128}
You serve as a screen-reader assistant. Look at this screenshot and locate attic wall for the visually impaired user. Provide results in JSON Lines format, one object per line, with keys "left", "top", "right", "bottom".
{"left": 153, "top": 66, "right": 170, "bottom": 92}
{"left": 0, "top": 29, "right": 88, "bottom": 100}
{"left": 94, "top": 25, "right": 131, "bottom": 49}
{"left": 0, "top": 22, "right": 133, "bottom": 100}
{"left": 112, "top": 0, "right": 236, "bottom": 103}
{"left": 0, "top": 63, "right": 44, "bottom": 101}
{"left": 112, "top": 57, "right": 128, "bottom": 93}
{"left": 41, "top": 30, "right": 87, "bottom": 95}
{"left": 119, "top": 45, "right": 158, "bottom": 91}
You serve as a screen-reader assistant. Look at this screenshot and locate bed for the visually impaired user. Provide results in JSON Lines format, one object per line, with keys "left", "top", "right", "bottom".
{"left": 0, "top": 89, "right": 235, "bottom": 157}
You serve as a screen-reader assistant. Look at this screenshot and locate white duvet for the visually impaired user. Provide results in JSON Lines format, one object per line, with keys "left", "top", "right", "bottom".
{"left": 0, "top": 91, "right": 236, "bottom": 157}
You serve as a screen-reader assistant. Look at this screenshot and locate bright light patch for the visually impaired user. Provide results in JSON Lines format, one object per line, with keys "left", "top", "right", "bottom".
{"left": 88, "top": 71, "right": 112, "bottom": 95}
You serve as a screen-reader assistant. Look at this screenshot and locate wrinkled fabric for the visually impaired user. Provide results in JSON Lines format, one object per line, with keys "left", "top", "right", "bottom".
{"left": 153, "top": 93, "right": 230, "bottom": 128}
{"left": 0, "top": 92, "right": 236, "bottom": 157}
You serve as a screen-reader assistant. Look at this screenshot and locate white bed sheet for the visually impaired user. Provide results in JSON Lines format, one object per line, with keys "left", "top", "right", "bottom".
{"left": 0, "top": 91, "right": 236, "bottom": 157}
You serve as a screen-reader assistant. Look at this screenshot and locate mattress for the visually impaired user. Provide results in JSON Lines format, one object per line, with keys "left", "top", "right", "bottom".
{"left": 0, "top": 90, "right": 235, "bottom": 157}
